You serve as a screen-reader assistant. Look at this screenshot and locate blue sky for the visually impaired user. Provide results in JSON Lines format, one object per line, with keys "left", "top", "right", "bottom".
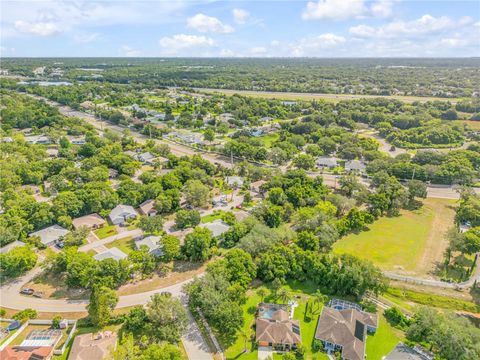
{"left": 1, "top": 0, "right": 479, "bottom": 57}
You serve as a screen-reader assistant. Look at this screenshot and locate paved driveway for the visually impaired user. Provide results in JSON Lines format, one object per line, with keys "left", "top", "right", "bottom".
{"left": 258, "top": 346, "right": 273, "bottom": 360}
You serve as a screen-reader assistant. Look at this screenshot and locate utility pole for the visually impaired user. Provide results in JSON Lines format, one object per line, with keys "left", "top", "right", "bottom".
{"left": 411, "top": 167, "right": 416, "bottom": 180}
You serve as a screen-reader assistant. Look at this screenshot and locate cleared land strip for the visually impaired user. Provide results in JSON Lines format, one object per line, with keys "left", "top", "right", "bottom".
{"left": 191, "top": 87, "right": 461, "bottom": 103}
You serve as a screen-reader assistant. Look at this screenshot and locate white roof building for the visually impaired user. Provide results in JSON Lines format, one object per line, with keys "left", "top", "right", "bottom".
{"left": 0, "top": 240, "right": 26, "bottom": 254}
{"left": 135, "top": 236, "right": 164, "bottom": 256}
{"left": 29, "top": 225, "right": 70, "bottom": 246}
{"left": 225, "top": 176, "right": 244, "bottom": 187}
{"left": 316, "top": 157, "right": 339, "bottom": 169}
{"left": 108, "top": 205, "right": 138, "bottom": 225}
{"left": 200, "top": 219, "right": 230, "bottom": 237}
{"left": 345, "top": 160, "right": 366, "bottom": 173}
{"left": 93, "top": 247, "right": 128, "bottom": 261}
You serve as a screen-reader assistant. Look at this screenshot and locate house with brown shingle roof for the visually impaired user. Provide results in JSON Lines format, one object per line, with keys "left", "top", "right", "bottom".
{"left": 68, "top": 332, "right": 117, "bottom": 360}
{"left": 315, "top": 306, "right": 377, "bottom": 360}
{"left": 138, "top": 199, "right": 157, "bottom": 217}
{"left": 255, "top": 303, "right": 301, "bottom": 351}
{"left": 72, "top": 214, "right": 106, "bottom": 230}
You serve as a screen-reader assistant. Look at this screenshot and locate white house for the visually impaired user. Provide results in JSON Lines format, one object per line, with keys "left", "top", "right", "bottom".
{"left": 316, "top": 157, "right": 339, "bottom": 170}
{"left": 137, "top": 152, "right": 156, "bottom": 165}
{"left": 29, "top": 225, "right": 70, "bottom": 246}
{"left": 135, "top": 236, "right": 164, "bottom": 257}
{"left": 200, "top": 220, "right": 230, "bottom": 237}
{"left": 0, "top": 240, "right": 26, "bottom": 254}
{"left": 108, "top": 205, "right": 138, "bottom": 225}
{"left": 225, "top": 176, "right": 244, "bottom": 188}
{"left": 345, "top": 160, "right": 366, "bottom": 173}
{"left": 93, "top": 247, "right": 128, "bottom": 261}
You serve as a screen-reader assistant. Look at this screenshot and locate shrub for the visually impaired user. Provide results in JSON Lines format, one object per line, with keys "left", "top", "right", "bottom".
{"left": 13, "top": 308, "right": 37, "bottom": 321}
{"left": 384, "top": 307, "right": 410, "bottom": 329}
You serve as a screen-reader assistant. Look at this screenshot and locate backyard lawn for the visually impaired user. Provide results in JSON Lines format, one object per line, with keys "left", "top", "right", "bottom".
{"left": 333, "top": 198, "right": 455, "bottom": 277}
{"left": 366, "top": 314, "right": 404, "bottom": 360}
{"left": 105, "top": 236, "right": 135, "bottom": 254}
{"left": 94, "top": 225, "right": 118, "bottom": 239}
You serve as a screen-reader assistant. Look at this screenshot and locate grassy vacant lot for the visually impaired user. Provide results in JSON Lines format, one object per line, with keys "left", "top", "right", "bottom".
{"left": 383, "top": 287, "right": 480, "bottom": 313}
{"left": 105, "top": 236, "right": 135, "bottom": 254}
{"left": 197, "top": 88, "right": 459, "bottom": 104}
{"left": 94, "top": 225, "right": 118, "bottom": 239}
{"left": 333, "top": 198, "right": 456, "bottom": 277}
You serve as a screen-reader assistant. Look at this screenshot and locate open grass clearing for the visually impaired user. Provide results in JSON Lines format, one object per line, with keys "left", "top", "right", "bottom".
{"left": 196, "top": 88, "right": 460, "bottom": 104}
{"left": 25, "top": 271, "right": 90, "bottom": 300}
{"left": 105, "top": 236, "right": 135, "bottom": 255}
{"left": 333, "top": 198, "right": 456, "bottom": 278}
{"left": 94, "top": 225, "right": 118, "bottom": 239}
{"left": 383, "top": 286, "right": 480, "bottom": 313}
{"left": 116, "top": 261, "right": 206, "bottom": 296}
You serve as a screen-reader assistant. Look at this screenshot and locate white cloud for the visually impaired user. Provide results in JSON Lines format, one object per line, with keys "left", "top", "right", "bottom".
{"left": 73, "top": 33, "right": 99, "bottom": 44}
{"left": 187, "top": 13, "right": 234, "bottom": 34}
{"left": 3, "top": 1, "right": 188, "bottom": 39}
{"left": 248, "top": 46, "right": 267, "bottom": 55}
{"left": 219, "top": 48, "right": 236, "bottom": 57}
{"left": 302, "top": 0, "right": 367, "bottom": 21}
{"left": 121, "top": 45, "right": 141, "bottom": 57}
{"left": 14, "top": 20, "right": 61, "bottom": 36}
{"left": 371, "top": 0, "right": 394, "bottom": 18}
{"left": 159, "top": 34, "right": 215, "bottom": 55}
{"left": 349, "top": 14, "right": 466, "bottom": 38}
{"left": 232, "top": 9, "right": 250, "bottom": 24}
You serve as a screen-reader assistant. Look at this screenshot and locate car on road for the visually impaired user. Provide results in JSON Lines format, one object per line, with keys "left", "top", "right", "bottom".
{"left": 20, "top": 288, "right": 34, "bottom": 295}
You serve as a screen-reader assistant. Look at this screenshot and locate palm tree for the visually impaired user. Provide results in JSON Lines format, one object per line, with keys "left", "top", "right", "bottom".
{"left": 276, "top": 287, "right": 292, "bottom": 304}
{"left": 257, "top": 287, "right": 268, "bottom": 302}
{"left": 313, "top": 290, "right": 328, "bottom": 313}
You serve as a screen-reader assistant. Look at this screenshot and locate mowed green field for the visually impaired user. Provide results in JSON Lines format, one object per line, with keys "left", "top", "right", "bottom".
{"left": 333, "top": 198, "right": 455, "bottom": 275}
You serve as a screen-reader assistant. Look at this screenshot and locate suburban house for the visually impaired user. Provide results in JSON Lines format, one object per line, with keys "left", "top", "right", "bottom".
{"left": 72, "top": 214, "right": 106, "bottom": 230}
{"left": 199, "top": 220, "right": 230, "bottom": 237}
{"left": 46, "top": 148, "right": 59, "bottom": 158}
{"left": 68, "top": 136, "right": 86, "bottom": 145}
{"left": 135, "top": 236, "right": 163, "bottom": 257}
{"left": 255, "top": 303, "right": 301, "bottom": 351}
{"left": 383, "top": 342, "right": 434, "bottom": 360}
{"left": 251, "top": 180, "right": 267, "bottom": 194}
{"left": 137, "top": 152, "right": 157, "bottom": 165}
{"left": 108, "top": 205, "right": 138, "bottom": 225}
{"left": 25, "top": 134, "right": 52, "bottom": 145}
{"left": 225, "top": 176, "right": 244, "bottom": 188}
{"left": 93, "top": 247, "right": 128, "bottom": 261}
{"left": 0, "top": 346, "right": 54, "bottom": 360}
{"left": 345, "top": 160, "right": 366, "bottom": 173}
{"left": 29, "top": 225, "right": 70, "bottom": 247}
{"left": 316, "top": 157, "right": 339, "bottom": 170}
{"left": 0, "top": 240, "right": 25, "bottom": 254}
{"left": 315, "top": 299, "right": 378, "bottom": 360}
{"left": 68, "top": 331, "right": 117, "bottom": 360}
{"left": 138, "top": 199, "right": 157, "bottom": 217}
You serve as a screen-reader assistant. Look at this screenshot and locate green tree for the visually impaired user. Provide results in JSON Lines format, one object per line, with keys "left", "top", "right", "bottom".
{"left": 138, "top": 215, "right": 164, "bottom": 234}
{"left": 160, "top": 234, "right": 181, "bottom": 261}
{"left": 183, "top": 227, "right": 213, "bottom": 262}
{"left": 184, "top": 180, "right": 211, "bottom": 208}
{"left": 87, "top": 285, "right": 118, "bottom": 327}
{"left": 146, "top": 293, "right": 188, "bottom": 342}
{"left": 175, "top": 209, "right": 201, "bottom": 229}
